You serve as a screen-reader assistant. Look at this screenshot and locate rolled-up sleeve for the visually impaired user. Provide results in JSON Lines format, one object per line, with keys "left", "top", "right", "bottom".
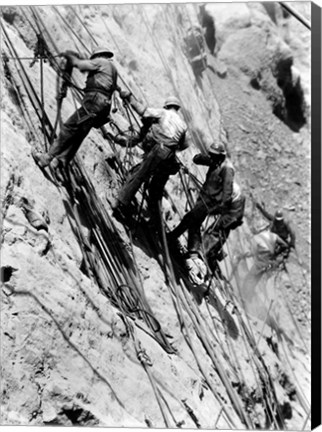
{"left": 193, "top": 154, "right": 212, "bottom": 166}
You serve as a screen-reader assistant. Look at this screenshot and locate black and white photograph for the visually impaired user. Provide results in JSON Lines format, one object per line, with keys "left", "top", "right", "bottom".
{"left": 0, "top": 1, "right": 318, "bottom": 430}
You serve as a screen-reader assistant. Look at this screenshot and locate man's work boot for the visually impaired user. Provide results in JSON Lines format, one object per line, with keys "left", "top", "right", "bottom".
{"left": 32, "top": 150, "right": 54, "bottom": 168}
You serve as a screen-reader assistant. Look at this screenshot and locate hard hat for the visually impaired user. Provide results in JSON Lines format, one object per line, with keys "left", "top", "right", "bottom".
{"left": 90, "top": 46, "right": 114, "bottom": 59}
{"left": 163, "top": 96, "right": 181, "bottom": 109}
{"left": 274, "top": 209, "right": 284, "bottom": 221}
{"left": 208, "top": 142, "right": 227, "bottom": 156}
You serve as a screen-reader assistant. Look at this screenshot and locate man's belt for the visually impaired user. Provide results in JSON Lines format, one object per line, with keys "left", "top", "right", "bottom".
{"left": 84, "top": 87, "right": 112, "bottom": 99}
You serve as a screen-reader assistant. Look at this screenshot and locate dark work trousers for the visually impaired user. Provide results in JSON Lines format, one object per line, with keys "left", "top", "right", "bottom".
{"left": 118, "top": 144, "right": 176, "bottom": 207}
{"left": 48, "top": 92, "right": 111, "bottom": 165}
{"left": 170, "top": 198, "right": 221, "bottom": 253}
{"left": 204, "top": 195, "right": 246, "bottom": 262}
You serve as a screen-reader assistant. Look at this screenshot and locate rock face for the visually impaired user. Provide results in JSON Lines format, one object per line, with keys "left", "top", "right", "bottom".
{"left": 1, "top": 3, "right": 311, "bottom": 430}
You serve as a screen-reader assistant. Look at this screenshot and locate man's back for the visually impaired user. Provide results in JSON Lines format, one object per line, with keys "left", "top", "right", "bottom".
{"left": 143, "top": 107, "right": 187, "bottom": 148}
{"left": 85, "top": 58, "right": 118, "bottom": 96}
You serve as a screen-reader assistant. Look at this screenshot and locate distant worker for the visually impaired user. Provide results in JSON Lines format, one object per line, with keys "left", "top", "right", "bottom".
{"left": 199, "top": 4, "right": 216, "bottom": 55}
{"left": 113, "top": 93, "right": 189, "bottom": 223}
{"left": 255, "top": 202, "right": 296, "bottom": 253}
{"left": 32, "top": 46, "right": 119, "bottom": 170}
{"left": 168, "top": 143, "right": 241, "bottom": 258}
{"left": 183, "top": 25, "right": 208, "bottom": 79}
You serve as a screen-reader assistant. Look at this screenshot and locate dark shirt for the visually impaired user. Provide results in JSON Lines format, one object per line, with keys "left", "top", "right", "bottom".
{"left": 194, "top": 154, "right": 235, "bottom": 205}
{"left": 85, "top": 58, "right": 118, "bottom": 98}
{"left": 257, "top": 204, "right": 296, "bottom": 247}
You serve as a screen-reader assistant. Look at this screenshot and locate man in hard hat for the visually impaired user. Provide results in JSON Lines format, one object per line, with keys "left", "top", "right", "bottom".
{"left": 32, "top": 46, "right": 119, "bottom": 170}
{"left": 113, "top": 93, "right": 189, "bottom": 224}
{"left": 255, "top": 202, "right": 296, "bottom": 252}
{"left": 168, "top": 142, "right": 238, "bottom": 257}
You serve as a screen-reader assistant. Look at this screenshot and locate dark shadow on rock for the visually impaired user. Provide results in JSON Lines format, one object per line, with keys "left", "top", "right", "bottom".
{"left": 199, "top": 4, "right": 216, "bottom": 56}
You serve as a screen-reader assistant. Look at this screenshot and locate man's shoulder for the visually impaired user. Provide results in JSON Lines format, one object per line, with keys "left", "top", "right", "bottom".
{"left": 93, "top": 58, "right": 117, "bottom": 70}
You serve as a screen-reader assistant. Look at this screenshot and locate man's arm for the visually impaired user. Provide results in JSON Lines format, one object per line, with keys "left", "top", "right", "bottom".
{"left": 193, "top": 153, "right": 212, "bottom": 166}
{"left": 62, "top": 52, "right": 99, "bottom": 72}
{"left": 256, "top": 202, "right": 274, "bottom": 221}
{"left": 119, "top": 91, "right": 148, "bottom": 117}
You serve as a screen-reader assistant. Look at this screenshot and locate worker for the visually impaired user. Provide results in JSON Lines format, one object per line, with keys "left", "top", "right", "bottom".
{"left": 255, "top": 202, "right": 296, "bottom": 253}
{"left": 32, "top": 46, "right": 119, "bottom": 171}
{"left": 183, "top": 25, "right": 208, "bottom": 80}
{"left": 168, "top": 142, "right": 236, "bottom": 257}
{"left": 112, "top": 93, "right": 189, "bottom": 225}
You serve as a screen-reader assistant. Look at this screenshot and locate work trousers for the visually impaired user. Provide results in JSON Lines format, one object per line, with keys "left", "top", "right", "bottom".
{"left": 170, "top": 198, "right": 221, "bottom": 253}
{"left": 204, "top": 195, "right": 246, "bottom": 260}
{"left": 118, "top": 144, "right": 177, "bottom": 208}
{"left": 48, "top": 92, "right": 111, "bottom": 165}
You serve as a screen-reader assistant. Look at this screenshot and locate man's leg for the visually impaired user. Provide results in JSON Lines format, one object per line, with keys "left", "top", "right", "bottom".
{"left": 147, "top": 153, "right": 179, "bottom": 219}
{"left": 33, "top": 106, "right": 93, "bottom": 168}
{"left": 169, "top": 201, "right": 208, "bottom": 247}
{"left": 34, "top": 93, "right": 111, "bottom": 167}
{"left": 117, "top": 145, "right": 172, "bottom": 207}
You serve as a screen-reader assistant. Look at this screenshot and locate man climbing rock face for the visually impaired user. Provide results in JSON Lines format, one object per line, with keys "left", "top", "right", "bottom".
{"left": 255, "top": 202, "right": 296, "bottom": 253}
{"left": 32, "top": 46, "right": 119, "bottom": 170}
{"left": 168, "top": 143, "right": 238, "bottom": 256}
{"left": 113, "top": 93, "right": 190, "bottom": 225}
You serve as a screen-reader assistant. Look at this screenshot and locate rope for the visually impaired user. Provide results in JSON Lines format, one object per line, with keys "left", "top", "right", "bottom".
{"left": 6, "top": 7, "right": 311, "bottom": 427}
{"left": 279, "top": 2, "right": 311, "bottom": 30}
{"left": 218, "top": 233, "right": 286, "bottom": 429}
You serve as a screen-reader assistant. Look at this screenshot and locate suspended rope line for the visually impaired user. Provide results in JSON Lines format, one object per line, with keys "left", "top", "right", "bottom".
{"left": 53, "top": 6, "right": 89, "bottom": 53}
{"left": 158, "top": 211, "right": 253, "bottom": 428}
{"left": 2, "top": 52, "right": 43, "bottom": 145}
{"left": 1, "top": 24, "right": 53, "bottom": 142}
{"left": 19, "top": 6, "right": 38, "bottom": 34}
{"left": 138, "top": 5, "right": 210, "bottom": 155}
{"left": 5, "top": 7, "right": 310, "bottom": 427}
{"left": 70, "top": 5, "right": 97, "bottom": 45}
{"left": 214, "top": 235, "right": 286, "bottom": 429}
{"left": 5, "top": 10, "right": 175, "bottom": 355}
{"left": 156, "top": 212, "right": 237, "bottom": 427}
{"left": 166, "top": 164, "right": 272, "bottom": 426}
{"left": 279, "top": 2, "right": 311, "bottom": 30}
{"left": 100, "top": 5, "right": 148, "bottom": 104}
{"left": 165, "top": 4, "right": 217, "bottom": 150}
